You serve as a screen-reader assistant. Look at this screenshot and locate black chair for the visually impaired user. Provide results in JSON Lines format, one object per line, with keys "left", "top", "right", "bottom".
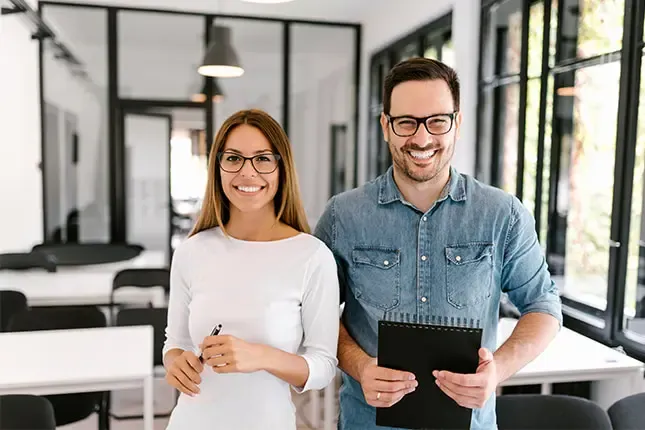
{"left": 111, "top": 307, "right": 171, "bottom": 420}
{"left": 0, "top": 290, "right": 28, "bottom": 332}
{"left": 110, "top": 268, "right": 170, "bottom": 320}
{"left": 496, "top": 394, "right": 612, "bottom": 429}
{"left": 0, "top": 395, "right": 56, "bottom": 430}
{"left": 0, "top": 251, "right": 57, "bottom": 272}
{"left": 6, "top": 306, "right": 108, "bottom": 427}
{"left": 31, "top": 242, "right": 143, "bottom": 266}
{"left": 608, "top": 392, "right": 645, "bottom": 429}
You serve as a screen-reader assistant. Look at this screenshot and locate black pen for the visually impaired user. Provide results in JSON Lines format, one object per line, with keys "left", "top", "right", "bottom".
{"left": 199, "top": 324, "right": 222, "bottom": 362}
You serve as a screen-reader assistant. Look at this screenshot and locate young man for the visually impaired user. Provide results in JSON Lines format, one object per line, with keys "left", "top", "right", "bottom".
{"left": 314, "top": 57, "right": 562, "bottom": 429}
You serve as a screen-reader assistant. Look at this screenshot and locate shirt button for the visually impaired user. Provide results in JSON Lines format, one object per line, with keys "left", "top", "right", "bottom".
{"left": 421, "top": 255, "right": 427, "bottom": 261}
{"left": 456, "top": 256, "right": 462, "bottom": 262}
{"left": 421, "top": 297, "right": 427, "bottom": 302}
{"left": 384, "top": 260, "right": 389, "bottom": 266}
{"left": 422, "top": 216, "right": 427, "bottom": 222}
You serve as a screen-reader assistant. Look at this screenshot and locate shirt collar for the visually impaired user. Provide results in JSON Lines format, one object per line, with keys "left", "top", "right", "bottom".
{"left": 378, "top": 165, "right": 467, "bottom": 205}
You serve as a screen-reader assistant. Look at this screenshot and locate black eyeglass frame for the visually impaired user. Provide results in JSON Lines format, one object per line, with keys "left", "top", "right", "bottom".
{"left": 386, "top": 111, "right": 459, "bottom": 137}
{"left": 216, "top": 151, "right": 282, "bottom": 174}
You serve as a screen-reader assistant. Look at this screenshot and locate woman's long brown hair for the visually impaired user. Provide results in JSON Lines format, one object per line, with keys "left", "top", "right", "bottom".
{"left": 189, "top": 109, "right": 310, "bottom": 237}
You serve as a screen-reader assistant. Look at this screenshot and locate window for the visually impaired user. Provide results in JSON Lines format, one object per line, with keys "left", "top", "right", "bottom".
{"left": 477, "top": 0, "right": 645, "bottom": 357}
{"left": 367, "top": 12, "right": 452, "bottom": 179}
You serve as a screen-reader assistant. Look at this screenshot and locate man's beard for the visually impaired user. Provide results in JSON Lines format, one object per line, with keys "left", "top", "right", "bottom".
{"left": 390, "top": 138, "right": 455, "bottom": 183}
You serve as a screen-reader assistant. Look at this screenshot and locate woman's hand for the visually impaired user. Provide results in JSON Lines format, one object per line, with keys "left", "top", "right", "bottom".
{"left": 164, "top": 350, "right": 203, "bottom": 396}
{"left": 200, "top": 335, "right": 267, "bottom": 374}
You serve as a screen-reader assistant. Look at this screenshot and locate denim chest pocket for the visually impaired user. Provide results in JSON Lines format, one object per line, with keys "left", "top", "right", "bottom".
{"left": 350, "top": 247, "right": 401, "bottom": 311}
{"left": 445, "top": 243, "right": 494, "bottom": 309}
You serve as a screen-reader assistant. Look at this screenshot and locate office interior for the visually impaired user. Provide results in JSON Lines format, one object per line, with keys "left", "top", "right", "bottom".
{"left": 0, "top": 0, "right": 644, "bottom": 428}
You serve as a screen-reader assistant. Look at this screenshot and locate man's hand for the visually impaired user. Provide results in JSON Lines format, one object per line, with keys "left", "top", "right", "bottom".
{"left": 433, "top": 348, "right": 497, "bottom": 409}
{"left": 359, "top": 358, "right": 418, "bottom": 408}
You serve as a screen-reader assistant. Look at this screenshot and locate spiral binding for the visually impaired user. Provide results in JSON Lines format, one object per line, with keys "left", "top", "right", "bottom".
{"left": 383, "top": 311, "right": 482, "bottom": 329}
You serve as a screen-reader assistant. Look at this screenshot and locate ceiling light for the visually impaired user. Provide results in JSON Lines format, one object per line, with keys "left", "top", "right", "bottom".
{"left": 556, "top": 86, "right": 576, "bottom": 97}
{"left": 198, "top": 25, "right": 244, "bottom": 78}
{"left": 191, "top": 79, "right": 225, "bottom": 103}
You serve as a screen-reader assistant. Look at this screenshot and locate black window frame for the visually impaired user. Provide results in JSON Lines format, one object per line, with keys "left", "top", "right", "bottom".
{"left": 476, "top": 0, "right": 645, "bottom": 361}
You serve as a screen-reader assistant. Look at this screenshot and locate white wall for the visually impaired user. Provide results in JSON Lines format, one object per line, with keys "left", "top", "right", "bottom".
{"left": 0, "top": 0, "right": 43, "bottom": 252}
{"left": 358, "top": 0, "right": 481, "bottom": 185}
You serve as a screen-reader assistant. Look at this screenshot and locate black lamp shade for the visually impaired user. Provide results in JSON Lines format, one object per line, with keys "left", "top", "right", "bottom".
{"left": 198, "top": 25, "right": 243, "bottom": 78}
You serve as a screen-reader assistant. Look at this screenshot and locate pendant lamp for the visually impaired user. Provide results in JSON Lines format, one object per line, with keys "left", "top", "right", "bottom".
{"left": 191, "top": 79, "right": 225, "bottom": 103}
{"left": 198, "top": 25, "right": 244, "bottom": 78}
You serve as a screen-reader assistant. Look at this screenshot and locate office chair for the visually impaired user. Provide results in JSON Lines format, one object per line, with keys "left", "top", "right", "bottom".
{"left": 0, "top": 290, "right": 28, "bottom": 332}
{"left": 6, "top": 306, "right": 108, "bottom": 427}
{"left": 0, "top": 395, "right": 56, "bottom": 430}
{"left": 0, "top": 251, "right": 57, "bottom": 272}
{"left": 32, "top": 242, "right": 143, "bottom": 266}
{"left": 608, "top": 392, "right": 645, "bottom": 430}
{"left": 110, "top": 268, "right": 170, "bottom": 321}
{"left": 496, "top": 394, "right": 612, "bottom": 429}
{"left": 110, "top": 307, "right": 172, "bottom": 420}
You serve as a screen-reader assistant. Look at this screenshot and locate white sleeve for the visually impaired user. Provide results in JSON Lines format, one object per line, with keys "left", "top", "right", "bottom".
{"left": 293, "top": 243, "right": 341, "bottom": 393}
{"left": 163, "top": 245, "right": 194, "bottom": 357}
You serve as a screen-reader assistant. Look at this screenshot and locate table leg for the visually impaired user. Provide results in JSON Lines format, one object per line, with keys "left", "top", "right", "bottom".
{"left": 540, "top": 383, "right": 552, "bottom": 395}
{"left": 143, "top": 375, "right": 154, "bottom": 430}
{"left": 309, "top": 390, "right": 320, "bottom": 428}
{"left": 99, "top": 391, "right": 111, "bottom": 430}
{"left": 323, "top": 380, "right": 336, "bottom": 430}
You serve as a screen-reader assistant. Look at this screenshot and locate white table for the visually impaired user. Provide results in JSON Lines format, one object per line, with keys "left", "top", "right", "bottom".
{"left": 0, "top": 251, "right": 168, "bottom": 307}
{"left": 0, "top": 326, "right": 155, "bottom": 430}
{"left": 498, "top": 317, "right": 645, "bottom": 408}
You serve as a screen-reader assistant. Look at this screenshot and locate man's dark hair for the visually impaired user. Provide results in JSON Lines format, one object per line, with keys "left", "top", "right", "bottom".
{"left": 382, "top": 57, "right": 460, "bottom": 115}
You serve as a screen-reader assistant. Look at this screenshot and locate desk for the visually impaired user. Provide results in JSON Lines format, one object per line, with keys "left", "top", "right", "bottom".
{"left": 0, "top": 251, "right": 168, "bottom": 307}
{"left": 0, "top": 271, "right": 166, "bottom": 307}
{"left": 0, "top": 326, "right": 154, "bottom": 430}
{"left": 320, "top": 318, "right": 645, "bottom": 430}
{"left": 498, "top": 318, "right": 645, "bottom": 408}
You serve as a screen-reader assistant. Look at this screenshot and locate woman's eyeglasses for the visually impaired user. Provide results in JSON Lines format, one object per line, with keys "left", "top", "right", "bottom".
{"left": 216, "top": 151, "right": 281, "bottom": 174}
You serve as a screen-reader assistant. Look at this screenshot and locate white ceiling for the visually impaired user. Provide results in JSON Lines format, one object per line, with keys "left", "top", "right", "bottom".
{"left": 44, "top": 0, "right": 370, "bottom": 23}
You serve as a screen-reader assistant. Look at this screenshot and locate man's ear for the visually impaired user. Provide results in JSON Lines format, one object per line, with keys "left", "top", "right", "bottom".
{"left": 454, "top": 111, "right": 463, "bottom": 140}
{"left": 380, "top": 112, "right": 389, "bottom": 142}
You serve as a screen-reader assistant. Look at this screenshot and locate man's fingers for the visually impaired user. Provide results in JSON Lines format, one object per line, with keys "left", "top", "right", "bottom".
{"left": 435, "top": 370, "right": 485, "bottom": 388}
{"left": 366, "top": 387, "right": 414, "bottom": 408}
{"left": 435, "top": 378, "right": 480, "bottom": 400}
{"left": 435, "top": 379, "right": 477, "bottom": 408}
{"left": 374, "top": 366, "right": 416, "bottom": 382}
{"left": 371, "top": 379, "right": 418, "bottom": 393}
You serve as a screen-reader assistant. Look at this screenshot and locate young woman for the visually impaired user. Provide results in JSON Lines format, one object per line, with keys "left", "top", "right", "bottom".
{"left": 162, "top": 109, "right": 340, "bottom": 429}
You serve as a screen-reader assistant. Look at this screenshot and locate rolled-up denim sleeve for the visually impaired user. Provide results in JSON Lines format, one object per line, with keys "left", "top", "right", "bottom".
{"left": 502, "top": 197, "right": 563, "bottom": 326}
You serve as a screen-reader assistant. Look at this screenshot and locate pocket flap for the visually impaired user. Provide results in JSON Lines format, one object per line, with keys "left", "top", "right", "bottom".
{"left": 445, "top": 243, "right": 493, "bottom": 265}
{"left": 352, "top": 247, "right": 400, "bottom": 269}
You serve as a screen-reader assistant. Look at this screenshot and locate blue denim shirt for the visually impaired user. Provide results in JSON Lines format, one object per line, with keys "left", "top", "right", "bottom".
{"left": 314, "top": 166, "right": 562, "bottom": 430}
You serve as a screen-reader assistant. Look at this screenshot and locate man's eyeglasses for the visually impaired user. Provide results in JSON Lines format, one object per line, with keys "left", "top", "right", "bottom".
{"left": 216, "top": 151, "right": 281, "bottom": 174}
{"left": 386, "top": 112, "right": 458, "bottom": 137}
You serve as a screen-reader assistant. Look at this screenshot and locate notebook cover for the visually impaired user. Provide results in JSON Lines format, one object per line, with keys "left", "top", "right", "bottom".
{"left": 376, "top": 320, "right": 483, "bottom": 430}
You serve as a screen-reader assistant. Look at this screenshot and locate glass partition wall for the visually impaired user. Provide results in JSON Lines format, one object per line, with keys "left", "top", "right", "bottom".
{"left": 39, "top": 2, "right": 360, "bottom": 259}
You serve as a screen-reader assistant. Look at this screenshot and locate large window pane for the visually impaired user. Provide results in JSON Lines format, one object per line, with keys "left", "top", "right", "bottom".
{"left": 119, "top": 11, "right": 204, "bottom": 100}
{"left": 548, "top": 62, "right": 621, "bottom": 310}
{"left": 482, "top": 0, "right": 523, "bottom": 79}
{"left": 499, "top": 84, "right": 520, "bottom": 194}
{"left": 41, "top": 5, "right": 109, "bottom": 243}
{"left": 523, "top": 78, "right": 541, "bottom": 216}
{"left": 623, "top": 52, "right": 645, "bottom": 339}
{"left": 528, "top": 1, "right": 545, "bottom": 78}
{"left": 212, "top": 18, "right": 283, "bottom": 130}
{"left": 558, "top": 0, "right": 625, "bottom": 62}
{"left": 290, "top": 24, "right": 356, "bottom": 224}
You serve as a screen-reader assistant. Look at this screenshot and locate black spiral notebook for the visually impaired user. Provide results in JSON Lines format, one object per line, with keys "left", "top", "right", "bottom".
{"left": 376, "top": 320, "right": 483, "bottom": 430}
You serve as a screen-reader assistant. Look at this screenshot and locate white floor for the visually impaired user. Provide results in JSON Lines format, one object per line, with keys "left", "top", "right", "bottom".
{"left": 60, "top": 377, "right": 338, "bottom": 430}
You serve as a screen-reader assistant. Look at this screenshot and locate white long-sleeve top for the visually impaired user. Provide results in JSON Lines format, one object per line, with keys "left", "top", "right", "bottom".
{"left": 163, "top": 227, "right": 340, "bottom": 429}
